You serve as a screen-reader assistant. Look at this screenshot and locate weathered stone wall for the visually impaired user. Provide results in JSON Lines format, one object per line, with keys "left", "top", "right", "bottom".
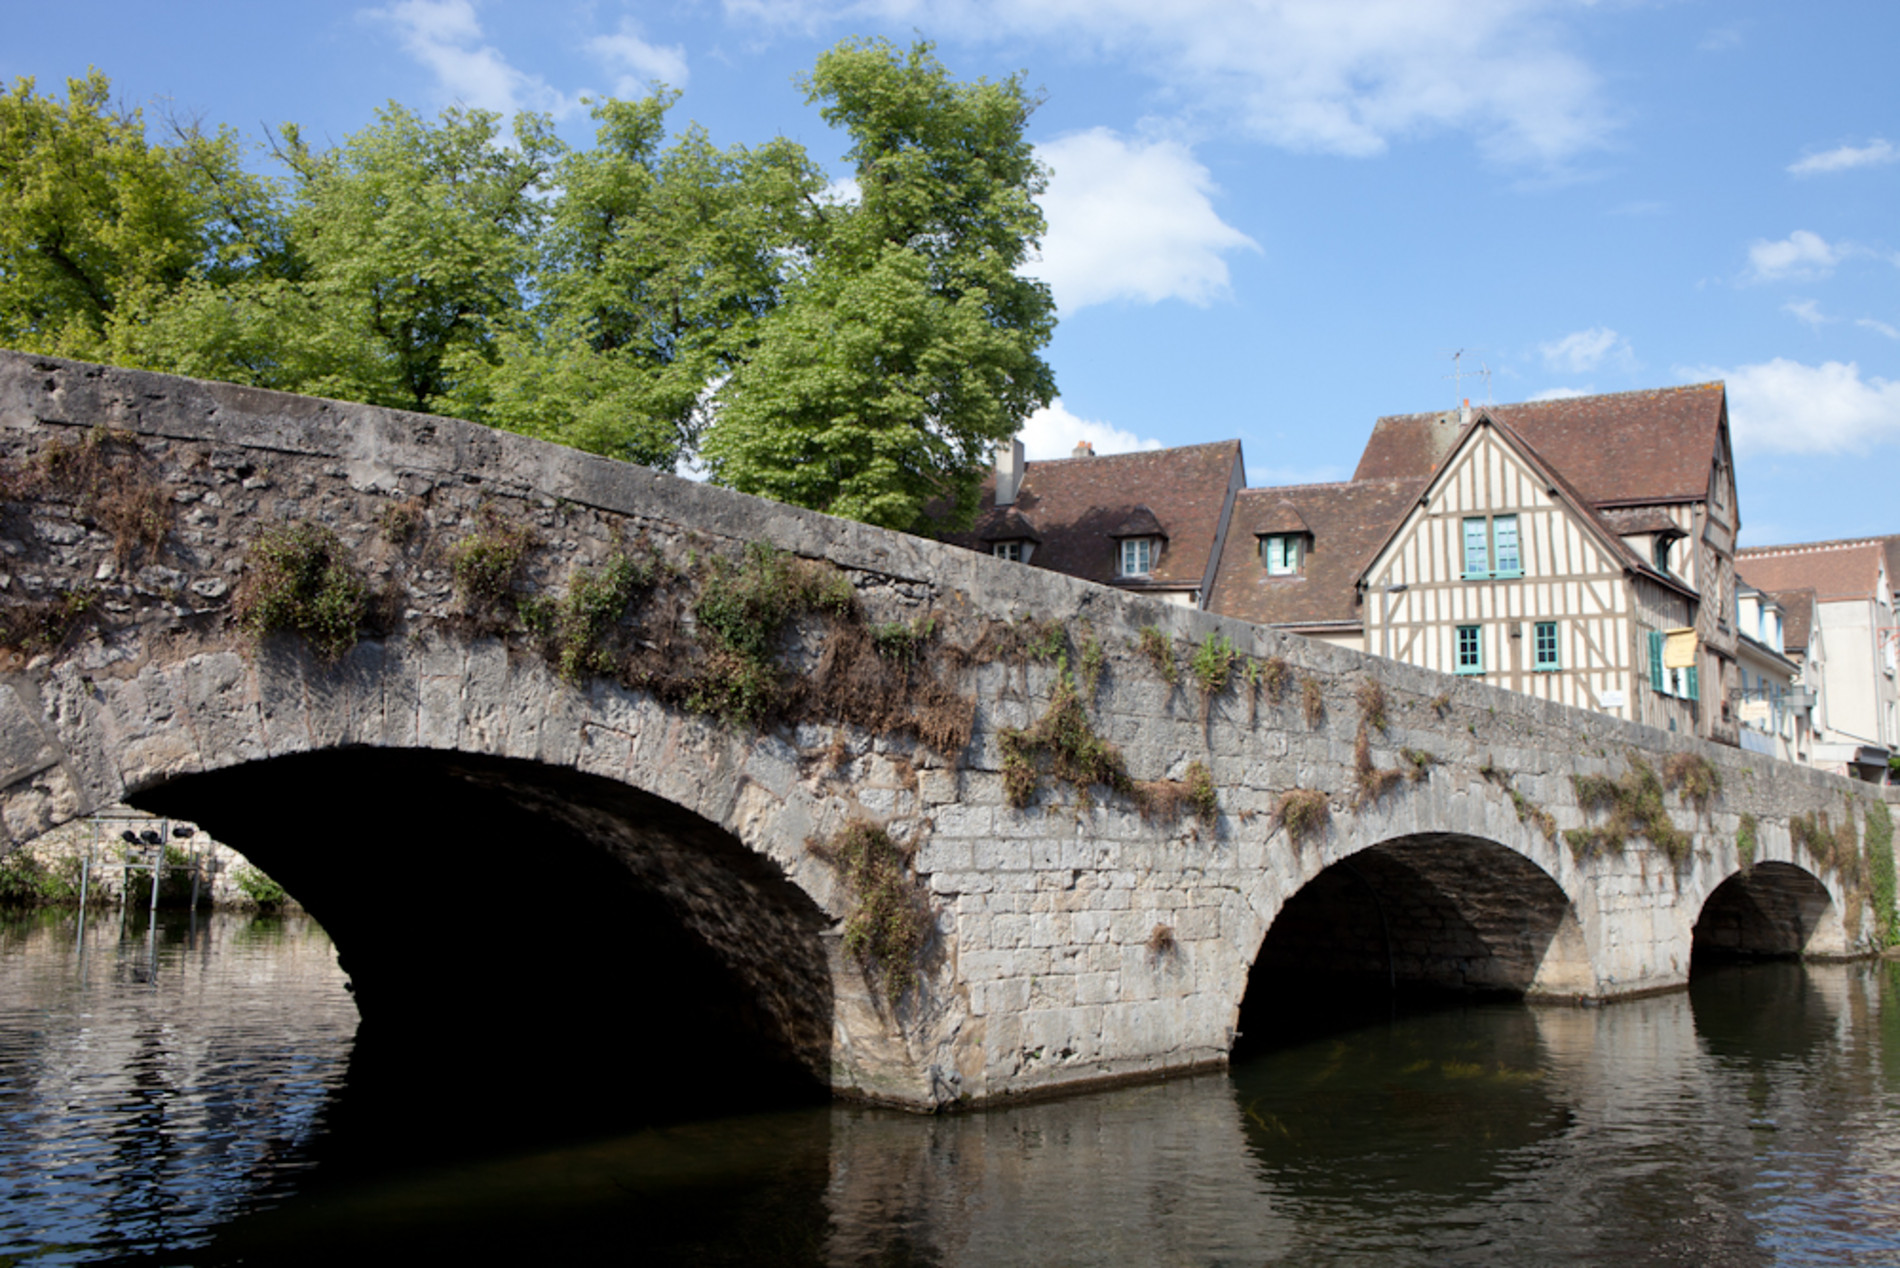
{"left": 2, "top": 351, "right": 1894, "bottom": 1111}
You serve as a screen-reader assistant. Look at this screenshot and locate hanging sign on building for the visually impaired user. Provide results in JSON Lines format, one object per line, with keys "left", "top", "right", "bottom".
{"left": 1663, "top": 628, "right": 1699, "bottom": 669}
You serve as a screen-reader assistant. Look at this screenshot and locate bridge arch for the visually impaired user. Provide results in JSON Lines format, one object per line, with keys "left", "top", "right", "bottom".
{"left": 1233, "top": 830, "right": 1593, "bottom": 1053}
{"left": 1690, "top": 862, "right": 1844, "bottom": 966}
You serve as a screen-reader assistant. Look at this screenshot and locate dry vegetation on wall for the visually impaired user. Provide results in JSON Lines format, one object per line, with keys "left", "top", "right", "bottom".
{"left": 1400, "top": 747, "right": 1435, "bottom": 782}
{"left": 1353, "top": 726, "right": 1401, "bottom": 806}
{"left": 33, "top": 427, "right": 171, "bottom": 567}
{"left": 1300, "top": 675, "right": 1325, "bottom": 727}
{"left": 0, "top": 589, "right": 97, "bottom": 662}
{"left": 810, "top": 822, "right": 931, "bottom": 1008}
{"left": 1138, "top": 625, "right": 1178, "bottom": 686}
{"left": 447, "top": 505, "right": 538, "bottom": 631}
{"left": 1662, "top": 752, "right": 1722, "bottom": 815}
{"left": 1277, "top": 788, "right": 1330, "bottom": 845}
{"left": 1567, "top": 754, "right": 1691, "bottom": 864}
{"left": 1478, "top": 760, "right": 1558, "bottom": 844}
{"left": 1190, "top": 632, "right": 1239, "bottom": 718}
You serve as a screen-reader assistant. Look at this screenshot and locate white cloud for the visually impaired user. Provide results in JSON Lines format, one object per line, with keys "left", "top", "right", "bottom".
{"left": 1529, "top": 386, "right": 1591, "bottom": 401}
{"left": 1539, "top": 327, "right": 1629, "bottom": 373}
{"left": 1746, "top": 230, "right": 1841, "bottom": 283}
{"left": 1783, "top": 299, "right": 1834, "bottom": 329}
{"left": 587, "top": 17, "right": 689, "bottom": 94}
{"left": 723, "top": 0, "right": 1615, "bottom": 167}
{"left": 1859, "top": 318, "right": 1900, "bottom": 341}
{"left": 1681, "top": 359, "right": 1900, "bottom": 454}
{"left": 366, "top": 0, "right": 574, "bottom": 116}
{"left": 1028, "top": 129, "right": 1258, "bottom": 312}
{"left": 1697, "top": 23, "right": 1746, "bottom": 52}
{"left": 1018, "top": 399, "right": 1164, "bottom": 460}
{"left": 1788, "top": 139, "right": 1897, "bottom": 177}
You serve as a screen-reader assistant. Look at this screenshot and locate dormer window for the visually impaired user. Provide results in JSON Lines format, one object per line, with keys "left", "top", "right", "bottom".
{"left": 1653, "top": 537, "right": 1671, "bottom": 573}
{"left": 1261, "top": 533, "right": 1303, "bottom": 576}
{"left": 993, "top": 541, "right": 1029, "bottom": 563}
{"left": 1120, "top": 537, "right": 1155, "bottom": 576}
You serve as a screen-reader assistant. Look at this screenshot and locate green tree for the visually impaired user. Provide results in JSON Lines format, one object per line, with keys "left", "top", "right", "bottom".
{"left": 0, "top": 70, "right": 269, "bottom": 358}
{"left": 451, "top": 93, "right": 823, "bottom": 468}
{"left": 703, "top": 38, "right": 1057, "bottom": 532}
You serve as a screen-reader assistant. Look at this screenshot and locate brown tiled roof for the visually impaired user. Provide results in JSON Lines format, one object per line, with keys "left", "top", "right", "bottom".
{"left": 1109, "top": 506, "right": 1167, "bottom": 539}
{"left": 945, "top": 441, "right": 1244, "bottom": 593}
{"left": 972, "top": 505, "right": 1042, "bottom": 543}
{"left": 1255, "top": 500, "right": 1311, "bottom": 534}
{"left": 1206, "top": 478, "right": 1427, "bottom": 628}
{"left": 1354, "top": 383, "right": 1728, "bottom": 506}
{"left": 1767, "top": 588, "right": 1816, "bottom": 654}
{"left": 1737, "top": 540, "right": 1888, "bottom": 602}
{"left": 1597, "top": 507, "right": 1685, "bottom": 537}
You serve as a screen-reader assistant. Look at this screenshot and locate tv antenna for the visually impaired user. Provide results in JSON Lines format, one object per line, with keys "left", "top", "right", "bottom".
{"left": 1444, "top": 349, "right": 1495, "bottom": 407}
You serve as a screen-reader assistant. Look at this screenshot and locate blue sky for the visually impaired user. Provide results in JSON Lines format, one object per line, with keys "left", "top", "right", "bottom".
{"left": 5, "top": 0, "right": 1896, "bottom": 546}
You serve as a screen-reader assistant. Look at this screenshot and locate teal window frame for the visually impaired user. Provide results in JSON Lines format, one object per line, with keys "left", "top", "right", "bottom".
{"left": 1646, "top": 629, "right": 1700, "bottom": 700}
{"left": 1533, "top": 621, "right": 1560, "bottom": 671}
{"left": 1456, "top": 624, "right": 1484, "bottom": 674}
{"left": 1461, "top": 514, "right": 1523, "bottom": 580}
{"left": 1120, "top": 537, "right": 1153, "bottom": 576}
{"left": 1262, "top": 534, "right": 1301, "bottom": 576}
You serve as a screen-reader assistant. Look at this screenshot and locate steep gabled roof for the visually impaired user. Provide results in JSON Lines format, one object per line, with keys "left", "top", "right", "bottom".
{"left": 1737, "top": 539, "right": 1890, "bottom": 602}
{"left": 1355, "top": 383, "right": 1728, "bottom": 506}
{"left": 1354, "top": 410, "right": 1700, "bottom": 605}
{"left": 1206, "top": 477, "right": 1427, "bottom": 628}
{"left": 945, "top": 440, "right": 1244, "bottom": 592}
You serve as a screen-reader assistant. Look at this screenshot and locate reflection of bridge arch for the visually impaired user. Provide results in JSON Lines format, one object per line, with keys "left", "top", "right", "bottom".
{"left": 1691, "top": 862, "right": 1842, "bottom": 966}
{"left": 1235, "top": 833, "right": 1592, "bottom": 1051}
{"left": 133, "top": 743, "right": 839, "bottom": 1132}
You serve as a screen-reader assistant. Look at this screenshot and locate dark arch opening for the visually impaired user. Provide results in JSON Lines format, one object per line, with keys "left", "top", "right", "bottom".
{"left": 1235, "top": 834, "right": 1583, "bottom": 1057}
{"left": 1691, "top": 862, "right": 1833, "bottom": 969}
{"left": 130, "top": 747, "right": 834, "bottom": 1153}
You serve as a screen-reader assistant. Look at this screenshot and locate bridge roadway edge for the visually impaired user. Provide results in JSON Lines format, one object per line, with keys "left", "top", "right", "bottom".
{"left": 1, "top": 350, "right": 1895, "bottom": 1111}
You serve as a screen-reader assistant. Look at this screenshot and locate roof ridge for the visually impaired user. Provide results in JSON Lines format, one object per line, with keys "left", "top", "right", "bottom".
{"left": 1374, "top": 380, "right": 1724, "bottom": 425}
{"left": 1027, "top": 439, "right": 1240, "bottom": 465}
{"left": 1737, "top": 538, "right": 1887, "bottom": 556}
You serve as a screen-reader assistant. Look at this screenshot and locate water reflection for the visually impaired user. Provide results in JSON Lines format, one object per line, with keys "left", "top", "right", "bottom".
{"left": 6, "top": 910, "right": 1900, "bottom": 1265}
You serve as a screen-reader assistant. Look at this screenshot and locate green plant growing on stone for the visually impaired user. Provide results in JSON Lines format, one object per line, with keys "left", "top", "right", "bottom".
{"left": 376, "top": 497, "right": 425, "bottom": 545}
{"left": 0, "top": 848, "right": 84, "bottom": 906}
{"left": 1184, "top": 760, "right": 1218, "bottom": 826}
{"left": 235, "top": 523, "right": 369, "bottom": 660}
{"left": 1566, "top": 754, "right": 1689, "bottom": 864}
{"left": 1277, "top": 788, "right": 1330, "bottom": 845}
{"left": 999, "top": 674, "right": 1134, "bottom": 809}
{"left": 544, "top": 552, "right": 658, "bottom": 682}
{"left": 688, "top": 542, "right": 855, "bottom": 725}
{"left": 813, "top": 821, "right": 930, "bottom": 1008}
{"left": 1078, "top": 631, "right": 1106, "bottom": 698}
{"left": 1015, "top": 616, "right": 1065, "bottom": 662}
{"left": 233, "top": 863, "right": 289, "bottom": 910}
{"left": 1735, "top": 812, "right": 1759, "bottom": 872}
{"left": 448, "top": 505, "right": 536, "bottom": 620}
{"left": 1139, "top": 625, "right": 1178, "bottom": 686}
{"left": 1430, "top": 692, "right": 1452, "bottom": 716}
{"left": 0, "top": 587, "right": 97, "bottom": 659}
{"left": 1865, "top": 801, "right": 1895, "bottom": 947}
{"left": 1190, "top": 632, "right": 1239, "bottom": 714}
{"left": 1300, "top": 675, "right": 1325, "bottom": 728}
{"left": 1791, "top": 807, "right": 1863, "bottom": 886}
{"left": 1356, "top": 679, "right": 1389, "bottom": 732}
{"left": 1662, "top": 751, "right": 1722, "bottom": 814}
{"left": 1401, "top": 748, "right": 1435, "bottom": 782}
{"left": 871, "top": 615, "right": 939, "bottom": 668}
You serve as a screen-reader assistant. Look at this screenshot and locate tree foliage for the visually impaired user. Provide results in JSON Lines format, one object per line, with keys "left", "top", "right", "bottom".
{"left": 0, "top": 40, "right": 1054, "bottom": 529}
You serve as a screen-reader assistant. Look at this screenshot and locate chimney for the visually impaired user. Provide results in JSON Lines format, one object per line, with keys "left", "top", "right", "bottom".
{"left": 995, "top": 437, "right": 1025, "bottom": 506}
{"left": 1459, "top": 397, "right": 1472, "bottom": 425}
{"left": 1072, "top": 440, "right": 1095, "bottom": 459}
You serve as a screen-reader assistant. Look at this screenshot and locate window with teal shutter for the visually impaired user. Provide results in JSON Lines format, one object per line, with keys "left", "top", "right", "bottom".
{"left": 1648, "top": 630, "right": 1666, "bottom": 692}
{"left": 1463, "top": 518, "right": 1489, "bottom": 577}
{"left": 1493, "top": 516, "right": 1521, "bottom": 576}
{"left": 1685, "top": 665, "right": 1699, "bottom": 701}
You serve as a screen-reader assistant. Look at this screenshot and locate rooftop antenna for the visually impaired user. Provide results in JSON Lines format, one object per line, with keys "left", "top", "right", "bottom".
{"left": 1476, "top": 360, "right": 1494, "bottom": 405}
{"left": 1444, "top": 349, "right": 1469, "bottom": 408}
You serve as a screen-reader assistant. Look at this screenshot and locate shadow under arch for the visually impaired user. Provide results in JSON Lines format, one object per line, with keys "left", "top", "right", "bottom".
{"left": 1235, "top": 832, "right": 1589, "bottom": 1057}
{"left": 130, "top": 747, "right": 835, "bottom": 1149}
{"left": 1691, "top": 861, "right": 1836, "bottom": 967}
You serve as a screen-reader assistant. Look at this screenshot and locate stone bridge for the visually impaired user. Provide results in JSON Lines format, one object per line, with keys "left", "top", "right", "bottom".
{"left": 2, "top": 352, "right": 1893, "bottom": 1117}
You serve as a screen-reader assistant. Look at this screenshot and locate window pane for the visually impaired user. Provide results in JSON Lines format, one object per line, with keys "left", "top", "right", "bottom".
{"left": 1493, "top": 516, "right": 1519, "bottom": 574}
{"left": 1122, "top": 538, "right": 1151, "bottom": 575}
{"left": 1463, "top": 518, "right": 1489, "bottom": 576}
{"left": 1534, "top": 621, "right": 1558, "bottom": 669}
{"left": 1457, "top": 625, "right": 1482, "bottom": 672}
{"left": 1265, "top": 535, "right": 1295, "bottom": 575}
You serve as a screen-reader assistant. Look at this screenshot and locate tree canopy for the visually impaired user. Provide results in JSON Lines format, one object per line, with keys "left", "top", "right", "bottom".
{"left": 0, "top": 39, "right": 1055, "bottom": 532}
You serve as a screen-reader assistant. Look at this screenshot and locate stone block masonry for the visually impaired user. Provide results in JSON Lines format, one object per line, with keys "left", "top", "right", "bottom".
{"left": 2, "top": 350, "right": 1895, "bottom": 1111}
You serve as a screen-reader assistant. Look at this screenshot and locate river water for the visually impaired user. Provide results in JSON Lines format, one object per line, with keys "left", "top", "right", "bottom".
{"left": 4, "top": 909, "right": 1900, "bottom": 1266}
